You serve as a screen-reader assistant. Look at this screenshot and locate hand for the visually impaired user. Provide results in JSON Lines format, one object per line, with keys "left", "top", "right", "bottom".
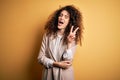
{"left": 53, "top": 61, "right": 72, "bottom": 69}
{"left": 58, "top": 61, "right": 72, "bottom": 69}
{"left": 67, "top": 26, "right": 79, "bottom": 44}
{"left": 59, "top": 61, "right": 72, "bottom": 69}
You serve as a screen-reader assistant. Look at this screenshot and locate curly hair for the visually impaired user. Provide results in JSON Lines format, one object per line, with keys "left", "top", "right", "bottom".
{"left": 45, "top": 5, "right": 84, "bottom": 45}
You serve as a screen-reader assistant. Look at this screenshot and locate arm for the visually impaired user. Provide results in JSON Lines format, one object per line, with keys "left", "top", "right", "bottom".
{"left": 38, "top": 34, "right": 72, "bottom": 69}
{"left": 37, "top": 33, "right": 54, "bottom": 68}
{"left": 52, "top": 42, "right": 76, "bottom": 69}
{"left": 53, "top": 26, "right": 79, "bottom": 68}
{"left": 62, "top": 42, "right": 77, "bottom": 60}
{"left": 62, "top": 26, "right": 79, "bottom": 61}
{"left": 53, "top": 61, "right": 72, "bottom": 69}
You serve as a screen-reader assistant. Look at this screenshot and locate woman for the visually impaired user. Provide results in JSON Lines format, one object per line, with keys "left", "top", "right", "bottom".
{"left": 37, "top": 5, "right": 83, "bottom": 80}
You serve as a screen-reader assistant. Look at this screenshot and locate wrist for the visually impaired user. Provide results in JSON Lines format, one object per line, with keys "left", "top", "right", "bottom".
{"left": 53, "top": 62, "right": 61, "bottom": 67}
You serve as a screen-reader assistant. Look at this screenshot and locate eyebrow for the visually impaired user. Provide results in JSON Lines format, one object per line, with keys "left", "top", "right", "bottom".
{"left": 60, "top": 13, "right": 69, "bottom": 17}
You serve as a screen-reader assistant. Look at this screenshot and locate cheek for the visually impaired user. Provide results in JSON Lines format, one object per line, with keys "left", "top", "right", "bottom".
{"left": 58, "top": 17, "right": 60, "bottom": 20}
{"left": 65, "top": 19, "right": 69, "bottom": 25}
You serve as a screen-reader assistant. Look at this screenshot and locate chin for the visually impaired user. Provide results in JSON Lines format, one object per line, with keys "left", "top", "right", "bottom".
{"left": 58, "top": 25, "right": 66, "bottom": 29}
{"left": 58, "top": 26, "right": 63, "bottom": 29}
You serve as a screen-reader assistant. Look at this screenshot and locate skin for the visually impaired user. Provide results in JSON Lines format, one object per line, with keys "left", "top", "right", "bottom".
{"left": 53, "top": 10, "right": 79, "bottom": 69}
{"left": 57, "top": 10, "right": 70, "bottom": 33}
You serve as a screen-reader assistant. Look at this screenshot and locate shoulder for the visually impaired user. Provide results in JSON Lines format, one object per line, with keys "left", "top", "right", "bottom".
{"left": 42, "top": 32, "right": 53, "bottom": 40}
{"left": 42, "top": 32, "right": 50, "bottom": 38}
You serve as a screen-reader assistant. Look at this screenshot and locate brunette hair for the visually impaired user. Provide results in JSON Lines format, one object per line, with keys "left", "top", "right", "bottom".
{"left": 45, "top": 5, "right": 84, "bottom": 45}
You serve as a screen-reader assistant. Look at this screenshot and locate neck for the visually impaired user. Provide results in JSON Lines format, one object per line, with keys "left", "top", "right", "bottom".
{"left": 57, "top": 29, "right": 65, "bottom": 35}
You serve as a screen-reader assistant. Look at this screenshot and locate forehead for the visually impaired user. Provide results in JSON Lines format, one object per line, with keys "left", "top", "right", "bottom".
{"left": 60, "top": 10, "right": 70, "bottom": 16}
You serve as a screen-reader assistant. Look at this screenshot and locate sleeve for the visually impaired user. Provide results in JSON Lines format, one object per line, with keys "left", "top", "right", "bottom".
{"left": 62, "top": 43, "right": 77, "bottom": 60}
{"left": 37, "top": 33, "right": 54, "bottom": 68}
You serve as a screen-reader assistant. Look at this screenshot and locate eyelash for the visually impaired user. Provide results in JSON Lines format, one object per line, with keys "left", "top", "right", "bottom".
{"left": 59, "top": 14, "right": 68, "bottom": 19}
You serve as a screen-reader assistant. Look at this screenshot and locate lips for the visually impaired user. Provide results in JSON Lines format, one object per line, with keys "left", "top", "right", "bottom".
{"left": 58, "top": 21, "right": 64, "bottom": 26}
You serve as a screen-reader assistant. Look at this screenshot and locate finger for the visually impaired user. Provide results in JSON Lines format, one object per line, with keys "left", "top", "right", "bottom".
{"left": 66, "top": 64, "right": 71, "bottom": 66}
{"left": 70, "top": 26, "right": 74, "bottom": 33}
{"left": 70, "top": 36, "right": 75, "bottom": 39}
{"left": 73, "top": 27, "right": 79, "bottom": 34}
{"left": 63, "top": 61, "right": 70, "bottom": 63}
{"left": 69, "top": 62, "right": 72, "bottom": 66}
{"left": 66, "top": 62, "right": 72, "bottom": 66}
{"left": 72, "top": 35, "right": 75, "bottom": 38}
{"left": 63, "top": 61, "right": 71, "bottom": 63}
{"left": 70, "top": 34, "right": 75, "bottom": 38}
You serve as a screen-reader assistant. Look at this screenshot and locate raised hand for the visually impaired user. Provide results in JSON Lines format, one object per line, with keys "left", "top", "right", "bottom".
{"left": 67, "top": 26, "right": 79, "bottom": 44}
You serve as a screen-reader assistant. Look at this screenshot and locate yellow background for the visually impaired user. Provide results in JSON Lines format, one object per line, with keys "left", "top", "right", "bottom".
{"left": 0, "top": 0, "right": 120, "bottom": 80}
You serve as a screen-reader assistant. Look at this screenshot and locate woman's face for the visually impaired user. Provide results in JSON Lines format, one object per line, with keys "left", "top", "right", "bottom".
{"left": 57, "top": 10, "right": 70, "bottom": 30}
